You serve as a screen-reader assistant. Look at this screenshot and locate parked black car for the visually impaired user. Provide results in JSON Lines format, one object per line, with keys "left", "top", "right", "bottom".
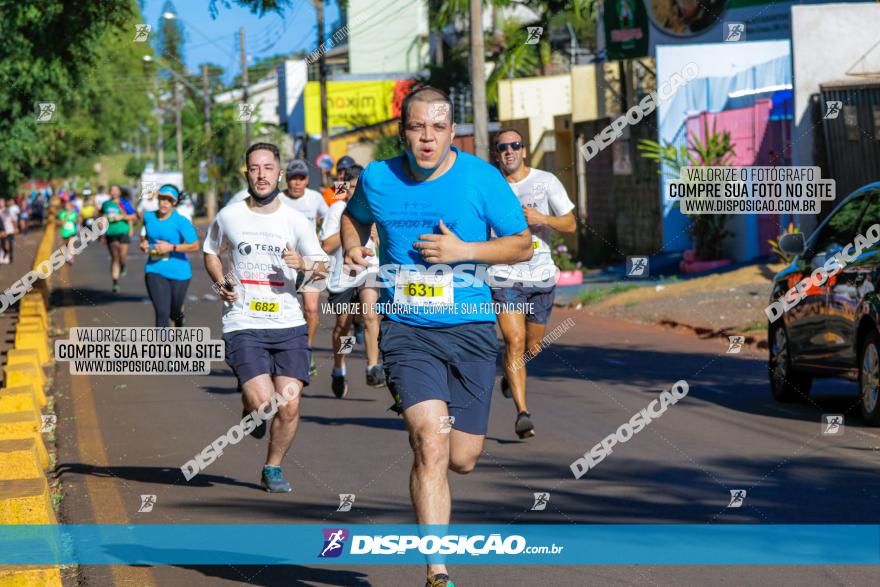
{"left": 768, "top": 182, "right": 880, "bottom": 425}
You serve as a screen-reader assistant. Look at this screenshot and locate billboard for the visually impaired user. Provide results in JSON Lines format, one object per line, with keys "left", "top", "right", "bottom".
{"left": 604, "top": 0, "right": 865, "bottom": 58}
{"left": 304, "top": 80, "right": 399, "bottom": 136}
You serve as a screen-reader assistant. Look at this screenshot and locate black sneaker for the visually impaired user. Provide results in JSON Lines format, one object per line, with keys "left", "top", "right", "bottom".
{"left": 332, "top": 374, "right": 348, "bottom": 398}
{"left": 515, "top": 411, "right": 535, "bottom": 439}
{"left": 500, "top": 376, "right": 512, "bottom": 398}
{"left": 366, "top": 365, "right": 386, "bottom": 387}
{"left": 243, "top": 408, "right": 267, "bottom": 439}
{"left": 173, "top": 315, "right": 185, "bottom": 328}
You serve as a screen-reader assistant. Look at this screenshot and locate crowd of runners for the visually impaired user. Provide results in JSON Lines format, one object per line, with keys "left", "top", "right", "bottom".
{"left": 42, "top": 85, "right": 576, "bottom": 587}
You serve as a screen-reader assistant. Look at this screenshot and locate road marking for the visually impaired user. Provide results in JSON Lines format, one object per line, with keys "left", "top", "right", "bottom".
{"left": 61, "top": 265, "right": 156, "bottom": 586}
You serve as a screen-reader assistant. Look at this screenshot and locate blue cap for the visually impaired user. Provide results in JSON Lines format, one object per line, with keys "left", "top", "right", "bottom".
{"left": 157, "top": 184, "right": 180, "bottom": 202}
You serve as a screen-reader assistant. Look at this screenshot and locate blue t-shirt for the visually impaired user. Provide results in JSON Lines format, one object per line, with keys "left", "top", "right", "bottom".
{"left": 347, "top": 146, "right": 527, "bottom": 327}
{"left": 121, "top": 198, "right": 136, "bottom": 215}
{"left": 143, "top": 210, "right": 199, "bottom": 280}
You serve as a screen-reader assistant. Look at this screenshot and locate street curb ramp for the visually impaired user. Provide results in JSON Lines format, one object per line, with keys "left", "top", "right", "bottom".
{"left": 0, "top": 220, "right": 61, "bottom": 586}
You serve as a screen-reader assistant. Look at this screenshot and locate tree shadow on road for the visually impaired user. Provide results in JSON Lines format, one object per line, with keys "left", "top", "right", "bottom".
{"left": 99, "top": 545, "right": 370, "bottom": 586}
{"left": 506, "top": 339, "right": 873, "bottom": 427}
{"left": 49, "top": 286, "right": 146, "bottom": 308}
{"left": 55, "top": 462, "right": 262, "bottom": 491}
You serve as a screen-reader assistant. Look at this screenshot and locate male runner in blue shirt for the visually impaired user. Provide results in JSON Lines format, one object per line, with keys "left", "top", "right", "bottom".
{"left": 340, "top": 86, "right": 532, "bottom": 587}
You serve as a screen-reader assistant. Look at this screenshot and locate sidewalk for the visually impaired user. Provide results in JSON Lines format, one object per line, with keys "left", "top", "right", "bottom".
{"left": 580, "top": 262, "right": 783, "bottom": 348}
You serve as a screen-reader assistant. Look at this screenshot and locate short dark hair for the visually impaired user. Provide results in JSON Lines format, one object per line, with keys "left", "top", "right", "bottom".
{"left": 344, "top": 164, "right": 364, "bottom": 182}
{"left": 493, "top": 127, "right": 524, "bottom": 146}
{"left": 401, "top": 85, "right": 453, "bottom": 125}
{"left": 246, "top": 142, "right": 281, "bottom": 166}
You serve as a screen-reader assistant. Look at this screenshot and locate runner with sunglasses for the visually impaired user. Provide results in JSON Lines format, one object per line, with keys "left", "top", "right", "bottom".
{"left": 489, "top": 129, "right": 577, "bottom": 438}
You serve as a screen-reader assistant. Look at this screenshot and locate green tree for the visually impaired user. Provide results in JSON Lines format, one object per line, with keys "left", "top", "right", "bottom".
{"left": 0, "top": 0, "right": 149, "bottom": 193}
{"left": 638, "top": 119, "right": 737, "bottom": 261}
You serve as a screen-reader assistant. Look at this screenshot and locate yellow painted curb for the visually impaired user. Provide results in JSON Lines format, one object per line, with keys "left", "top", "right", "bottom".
{"left": 3, "top": 363, "right": 46, "bottom": 392}
{"left": 0, "top": 381, "right": 45, "bottom": 410}
{"left": 0, "top": 566, "right": 62, "bottom": 586}
{"left": 15, "top": 315, "right": 44, "bottom": 329}
{"left": 16, "top": 312, "right": 48, "bottom": 332}
{"left": 0, "top": 478, "right": 56, "bottom": 524}
{"left": 18, "top": 299, "right": 47, "bottom": 315}
{"left": 4, "top": 350, "right": 45, "bottom": 380}
{"left": 0, "top": 388, "right": 40, "bottom": 422}
{"left": 0, "top": 414, "right": 48, "bottom": 469}
{"left": 12, "top": 329, "right": 48, "bottom": 366}
{"left": 0, "top": 439, "right": 44, "bottom": 481}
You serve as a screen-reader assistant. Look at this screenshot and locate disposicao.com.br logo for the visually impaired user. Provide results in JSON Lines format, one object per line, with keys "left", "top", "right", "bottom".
{"left": 319, "top": 528, "right": 564, "bottom": 558}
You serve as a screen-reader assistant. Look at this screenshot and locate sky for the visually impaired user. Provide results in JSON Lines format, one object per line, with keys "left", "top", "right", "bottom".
{"left": 141, "top": 0, "right": 343, "bottom": 83}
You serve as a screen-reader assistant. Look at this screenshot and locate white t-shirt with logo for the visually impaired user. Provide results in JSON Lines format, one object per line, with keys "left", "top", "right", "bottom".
{"left": 489, "top": 168, "right": 575, "bottom": 285}
{"left": 280, "top": 188, "right": 328, "bottom": 232}
{"left": 319, "top": 201, "right": 379, "bottom": 293}
{"left": 203, "top": 201, "right": 328, "bottom": 333}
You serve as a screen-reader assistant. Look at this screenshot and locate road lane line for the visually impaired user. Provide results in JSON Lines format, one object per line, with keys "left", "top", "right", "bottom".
{"left": 61, "top": 266, "right": 156, "bottom": 586}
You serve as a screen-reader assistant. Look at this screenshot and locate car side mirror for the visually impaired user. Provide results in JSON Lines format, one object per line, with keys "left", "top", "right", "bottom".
{"left": 779, "top": 233, "right": 806, "bottom": 256}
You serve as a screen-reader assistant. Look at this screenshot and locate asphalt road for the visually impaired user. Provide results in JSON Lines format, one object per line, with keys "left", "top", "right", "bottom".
{"left": 43, "top": 232, "right": 880, "bottom": 586}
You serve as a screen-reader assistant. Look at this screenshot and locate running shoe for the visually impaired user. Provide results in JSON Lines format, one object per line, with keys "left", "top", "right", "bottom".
{"left": 515, "top": 411, "right": 535, "bottom": 439}
{"left": 112, "top": 282, "right": 120, "bottom": 293}
{"left": 426, "top": 574, "right": 454, "bottom": 587}
{"left": 353, "top": 320, "right": 365, "bottom": 345}
{"left": 243, "top": 408, "right": 267, "bottom": 439}
{"left": 332, "top": 374, "right": 348, "bottom": 398}
{"left": 173, "top": 315, "right": 185, "bottom": 328}
{"left": 260, "top": 465, "right": 292, "bottom": 493}
{"left": 310, "top": 357, "right": 318, "bottom": 377}
{"left": 120, "top": 266, "right": 127, "bottom": 277}
{"left": 366, "top": 365, "right": 386, "bottom": 387}
{"left": 500, "top": 376, "right": 512, "bottom": 399}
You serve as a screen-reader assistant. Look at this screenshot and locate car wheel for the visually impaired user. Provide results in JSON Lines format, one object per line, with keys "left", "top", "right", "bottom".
{"left": 769, "top": 324, "right": 812, "bottom": 403}
{"left": 858, "top": 330, "right": 880, "bottom": 426}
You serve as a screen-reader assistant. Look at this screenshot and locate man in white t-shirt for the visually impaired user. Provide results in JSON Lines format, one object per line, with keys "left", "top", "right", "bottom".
{"left": 228, "top": 160, "right": 328, "bottom": 375}
{"left": 94, "top": 185, "right": 110, "bottom": 209}
{"left": 489, "top": 128, "right": 576, "bottom": 440}
{"left": 203, "top": 142, "right": 328, "bottom": 493}
{"left": 280, "top": 159, "right": 328, "bottom": 374}
{"left": 318, "top": 164, "right": 383, "bottom": 398}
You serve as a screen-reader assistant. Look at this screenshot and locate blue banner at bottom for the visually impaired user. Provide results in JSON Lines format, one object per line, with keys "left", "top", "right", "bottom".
{"left": 0, "top": 525, "right": 877, "bottom": 565}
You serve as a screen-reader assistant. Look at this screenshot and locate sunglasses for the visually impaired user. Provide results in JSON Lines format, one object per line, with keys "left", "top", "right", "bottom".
{"left": 495, "top": 141, "right": 523, "bottom": 153}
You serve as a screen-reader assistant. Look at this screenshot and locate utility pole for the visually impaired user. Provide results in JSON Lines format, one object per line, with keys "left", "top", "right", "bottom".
{"left": 156, "top": 103, "right": 164, "bottom": 171}
{"left": 202, "top": 64, "right": 217, "bottom": 220}
{"left": 240, "top": 27, "right": 251, "bottom": 147}
{"left": 174, "top": 80, "right": 184, "bottom": 171}
{"left": 469, "top": 0, "right": 488, "bottom": 161}
{"left": 314, "top": 0, "right": 329, "bottom": 154}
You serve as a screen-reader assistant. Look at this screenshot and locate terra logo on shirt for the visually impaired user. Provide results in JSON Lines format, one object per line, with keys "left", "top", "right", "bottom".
{"left": 236, "top": 241, "right": 283, "bottom": 256}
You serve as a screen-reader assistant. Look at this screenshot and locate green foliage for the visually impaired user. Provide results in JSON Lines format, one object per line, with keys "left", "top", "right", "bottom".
{"left": 549, "top": 231, "right": 581, "bottom": 271}
{"left": 767, "top": 222, "right": 800, "bottom": 264}
{"left": 486, "top": 17, "right": 541, "bottom": 104}
{"left": 370, "top": 133, "right": 406, "bottom": 162}
{"left": 124, "top": 156, "right": 148, "bottom": 179}
{"left": 0, "top": 0, "right": 150, "bottom": 193}
{"left": 638, "top": 119, "right": 737, "bottom": 261}
{"left": 576, "top": 283, "right": 639, "bottom": 305}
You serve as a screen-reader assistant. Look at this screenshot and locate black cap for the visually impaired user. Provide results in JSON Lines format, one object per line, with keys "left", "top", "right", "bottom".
{"left": 285, "top": 159, "right": 310, "bottom": 179}
{"left": 336, "top": 156, "right": 356, "bottom": 172}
